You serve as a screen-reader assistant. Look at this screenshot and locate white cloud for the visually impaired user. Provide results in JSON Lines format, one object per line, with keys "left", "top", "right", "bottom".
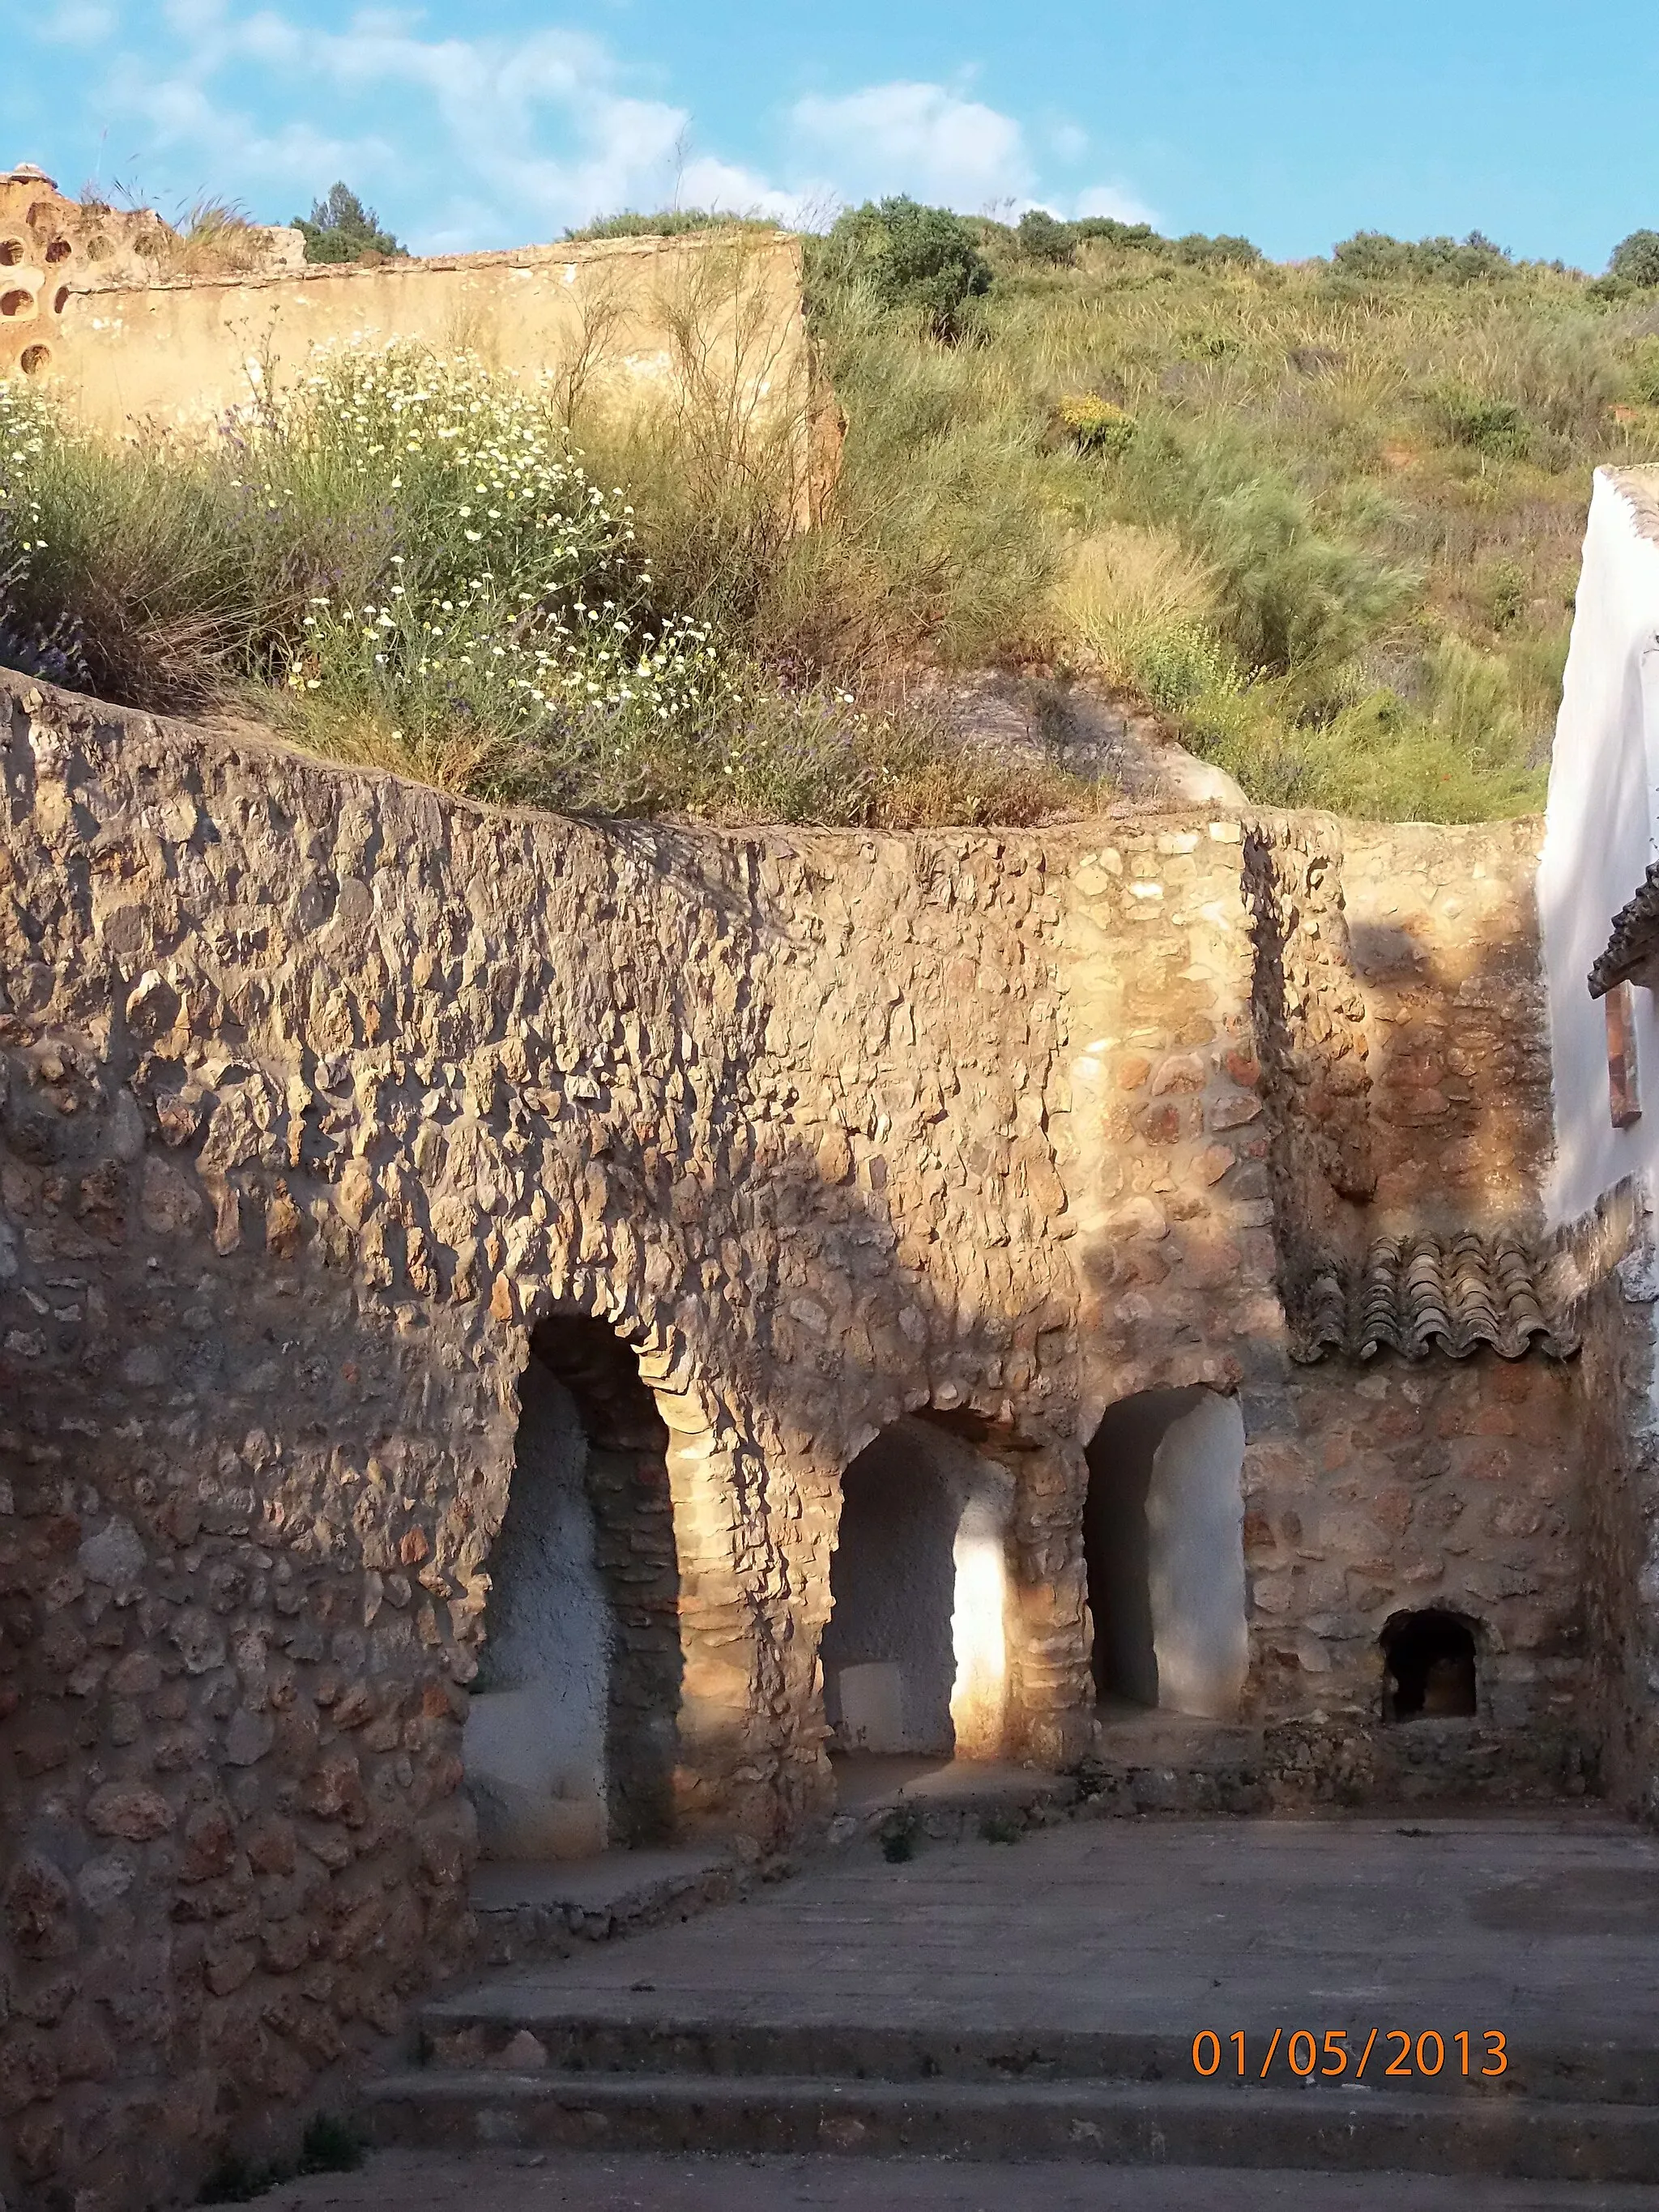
{"left": 787, "top": 82, "right": 1034, "bottom": 214}
{"left": 93, "top": 15, "right": 697, "bottom": 237}
{"left": 55, "top": 17, "right": 1157, "bottom": 249}
{"left": 1073, "top": 181, "right": 1159, "bottom": 226}
{"left": 36, "top": 2, "right": 119, "bottom": 45}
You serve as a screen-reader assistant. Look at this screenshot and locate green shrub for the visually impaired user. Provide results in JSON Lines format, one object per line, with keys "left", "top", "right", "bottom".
{"left": 1056, "top": 394, "right": 1137, "bottom": 455}
{"left": 1171, "top": 232, "right": 1262, "bottom": 268}
{"left": 1131, "top": 620, "right": 1240, "bottom": 710}
{"left": 1481, "top": 556, "right": 1528, "bottom": 631}
{"left": 194, "top": 2114, "right": 362, "bottom": 2205}
{"left": 198, "top": 2154, "right": 272, "bottom": 2205}
{"left": 563, "top": 209, "right": 780, "bottom": 242}
{"left": 1179, "top": 326, "right": 1240, "bottom": 360}
{"left": 1610, "top": 230, "right": 1659, "bottom": 288}
{"left": 292, "top": 183, "right": 405, "bottom": 264}
{"left": 813, "top": 198, "right": 993, "bottom": 339}
{"left": 299, "top": 2114, "right": 364, "bottom": 2175}
{"left": 1632, "top": 341, "right": 1659, "bottom": 407}
{"left": 1422, "top": 630, "right": 1526, "bottom": 761}
{"left": 1330, "top": 230, "right": 1516, "bottom": 284}
{"left": 879, "top": 1806, "right": 919, "bottom": 1862}
{"left": 1194, "top": 477, "right": 1418, "bottom": 674}
{"left": 1017, "top": 209, "right": 1077, "bottom": 266}
{"left": 1071, "top": 216, "right": 1163, "bottom": 252}
{"left": 1433, "top": 388, "right": 1530, "bottom": 455}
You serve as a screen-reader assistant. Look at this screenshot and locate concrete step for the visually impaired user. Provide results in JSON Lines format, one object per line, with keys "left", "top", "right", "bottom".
{"left": 362, "top": 2066, "right": 1659, "bottom": 2180}
{"left": 417, "top": 2006, "right": 1659, "bottom": 2108}
{"left": 468, "top": 1848, "right": 751, "bottom": 1969}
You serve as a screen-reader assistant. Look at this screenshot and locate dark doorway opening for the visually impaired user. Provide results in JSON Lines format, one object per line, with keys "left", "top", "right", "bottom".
{"left": 1380, "top": 1609, "right": 1478, "bottom": 1722}
{"left": 467, "top": 1314, "right": 681, "bottom": 1857}
{"left": 819, "top": 1415, "right": 1014, "bottom": 1771}
{"left": 1083, "top": 1386, "right": 1248, "bottom": 1719}
{"left": 821, "top": 1421, "right": 962, "bottom": 1758}
{"left": 1084, "top": 1387, "right": 1204, "bottom": 1707}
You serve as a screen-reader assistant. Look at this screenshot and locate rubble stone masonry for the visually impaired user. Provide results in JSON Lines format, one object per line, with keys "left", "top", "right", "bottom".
{"left": 0, "top": 668, "right": 1603, "bottom": 2206}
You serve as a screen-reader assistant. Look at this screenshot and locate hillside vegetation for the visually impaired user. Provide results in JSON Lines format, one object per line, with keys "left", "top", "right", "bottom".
{"left": 778, "top": 206, "right": 1659, "bottom": 819}
{"left": 3, "top": 194, "right": 1659, "bottom": 825}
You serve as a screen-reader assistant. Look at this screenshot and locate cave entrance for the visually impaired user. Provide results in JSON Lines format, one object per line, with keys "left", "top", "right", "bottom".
{"left": 1084, "top": 1387, "right": 1247, "bottom": 1720}
{"left": 821, "top": 1416, "right": 1013, "bottom": 1783}
{"left": 1381, "top": 1609, "right": 1478, "bottom": 1721}
{"left": 463, "top": 1315, "right": 681, "bottom": 1859}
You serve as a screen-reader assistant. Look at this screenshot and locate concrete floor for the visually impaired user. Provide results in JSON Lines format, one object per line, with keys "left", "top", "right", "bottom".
{"left": 312, "top": 1813, "right": 1659, "bottom": 2205}
{"left": 271, "top": 2150, "right": 1659, "bottom": 2210}
{"left": 440, "top": 1811, "right": 1659, "bottom": 2048}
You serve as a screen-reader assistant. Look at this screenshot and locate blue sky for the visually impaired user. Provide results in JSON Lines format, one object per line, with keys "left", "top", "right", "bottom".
{"left": 3, "top": 0, "right": 1656, "bottom": 266}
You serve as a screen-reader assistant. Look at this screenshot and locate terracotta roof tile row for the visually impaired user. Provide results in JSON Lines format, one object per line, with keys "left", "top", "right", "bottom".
{"left": 1589, "top": 859, "right": 1659, "bottom": 999}
{"left": 1293, "top": 1233, "right": 1580, "bottom": 1364}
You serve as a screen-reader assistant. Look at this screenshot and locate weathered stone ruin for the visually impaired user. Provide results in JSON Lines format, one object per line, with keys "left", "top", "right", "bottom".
{"left": 0, "top": 171, "right": 817, "bottom": 523}
{"left": 0, "top": 166, "right": 302, "bottom": 390}
{"left": 1, "top": 603, "right": 1644, "bottom": 2200}
{"left": 2, "top": 144, "right": 1659, "bottom": 2186}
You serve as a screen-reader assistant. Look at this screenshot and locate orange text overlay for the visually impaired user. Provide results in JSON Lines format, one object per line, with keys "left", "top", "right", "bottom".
{"left": 1192, "top": 2030, "right": 1508, "bottom": 2082}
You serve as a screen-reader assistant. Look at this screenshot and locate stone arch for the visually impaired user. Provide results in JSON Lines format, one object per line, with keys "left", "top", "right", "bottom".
{"left": 819, "top": 1414, "right": 1013, "bottom": 1762}
{"left": 463, "top": 1311, "right": 683, "bottom": 1856}
{"left": 1084, "top": 1386, "right": 1247, "bottom": 1720}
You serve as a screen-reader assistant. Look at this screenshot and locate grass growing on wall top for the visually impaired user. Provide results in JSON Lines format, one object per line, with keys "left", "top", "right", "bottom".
{"left": 0, "top": 341, "right": 1075, "bottom": 828}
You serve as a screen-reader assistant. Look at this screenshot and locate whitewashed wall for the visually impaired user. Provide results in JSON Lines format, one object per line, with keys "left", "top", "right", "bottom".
{"left": 1539, "top": 468, "right": 1659, "bottom": 1229}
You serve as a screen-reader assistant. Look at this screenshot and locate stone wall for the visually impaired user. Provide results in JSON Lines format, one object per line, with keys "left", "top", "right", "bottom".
{"left": 34, "top": 228, "right": 816, "bottom": 521}
{"left": 0, "top": 666, "right": 1596, "bottom": 2207}
{"left": 0, "top": 166, "right": 301, "bottom": 387}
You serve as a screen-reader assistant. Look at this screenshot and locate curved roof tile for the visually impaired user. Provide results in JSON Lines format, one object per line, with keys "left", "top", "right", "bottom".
{"left": 1293, "top": 1232, "right": 1579, "bottom": 1364}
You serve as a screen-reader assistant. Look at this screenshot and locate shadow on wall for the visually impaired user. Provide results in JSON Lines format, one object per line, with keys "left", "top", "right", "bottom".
{"left": 820, "top": 1416, "right": 1014, "bottom": 1762}
{"left": 1085, "top": 1387, "right": 1247, "bottom": 1720}
{"left": 1341, "top": 837, "right": 1552, "bottom": 1237}
{"left": 463, "top": 1312, "right": 681, "bottom": 1859}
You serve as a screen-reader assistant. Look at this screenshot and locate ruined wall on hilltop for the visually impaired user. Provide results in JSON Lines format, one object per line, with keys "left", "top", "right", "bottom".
{"left": 0, "top": 167, "right": 301, "bottom": 386}
{"left": 0, "top": 666, "right": 1593, "bottom": 2209}
{"left": 28, "top": 229, "right": 817, "bottom": 519}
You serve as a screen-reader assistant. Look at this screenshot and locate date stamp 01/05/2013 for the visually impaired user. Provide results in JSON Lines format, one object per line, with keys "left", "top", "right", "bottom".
{"left": 1192, "top": 2030, "right": 1508, "bottom": 2082}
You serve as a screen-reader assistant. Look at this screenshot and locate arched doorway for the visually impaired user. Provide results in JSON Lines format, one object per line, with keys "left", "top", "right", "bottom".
{"left": 1381, "top": 1609, "right": 1478, "bottom": 1720}
{"left": 1084, "top": 1387, "right": 1247, "bottom": 1721}
{"left": 820, "top": 1416, "right": 1013, "bottom": 1764}
{"left": 464, "top": 1314, "right": 681, "bottom": 1858}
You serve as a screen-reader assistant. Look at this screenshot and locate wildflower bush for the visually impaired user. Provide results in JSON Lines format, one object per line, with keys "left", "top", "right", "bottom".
{"left": 0, "top": 342, "right": 1075, "bottom": 825}
{"left": 1056, "top": 394, "right": 1137, "bottom": 456}
{"left": 0, "top": 381, "right": 83, "bottom": 686}
{"left": 266, "top": 346, "right": 726, "bottom": 803}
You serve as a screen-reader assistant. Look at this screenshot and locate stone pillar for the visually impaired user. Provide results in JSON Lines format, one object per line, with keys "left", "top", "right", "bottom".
{"left": 640, "top": 1367, "right": 769, "bottom": 1842}
{"left": 999, "top": 1438, "right": 1096, "bottom": 1765}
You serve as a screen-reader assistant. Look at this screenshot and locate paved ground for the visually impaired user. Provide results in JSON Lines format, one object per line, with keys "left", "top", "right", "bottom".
{"left": 440, "top": 1811, "right": 1659, "bottom": 2048}
{"left": 271, "top": 2149, "right": 1659, "bottom": 2211}
{"left": 291, "top": 1813, "right": 1659, "bottom": 2205}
